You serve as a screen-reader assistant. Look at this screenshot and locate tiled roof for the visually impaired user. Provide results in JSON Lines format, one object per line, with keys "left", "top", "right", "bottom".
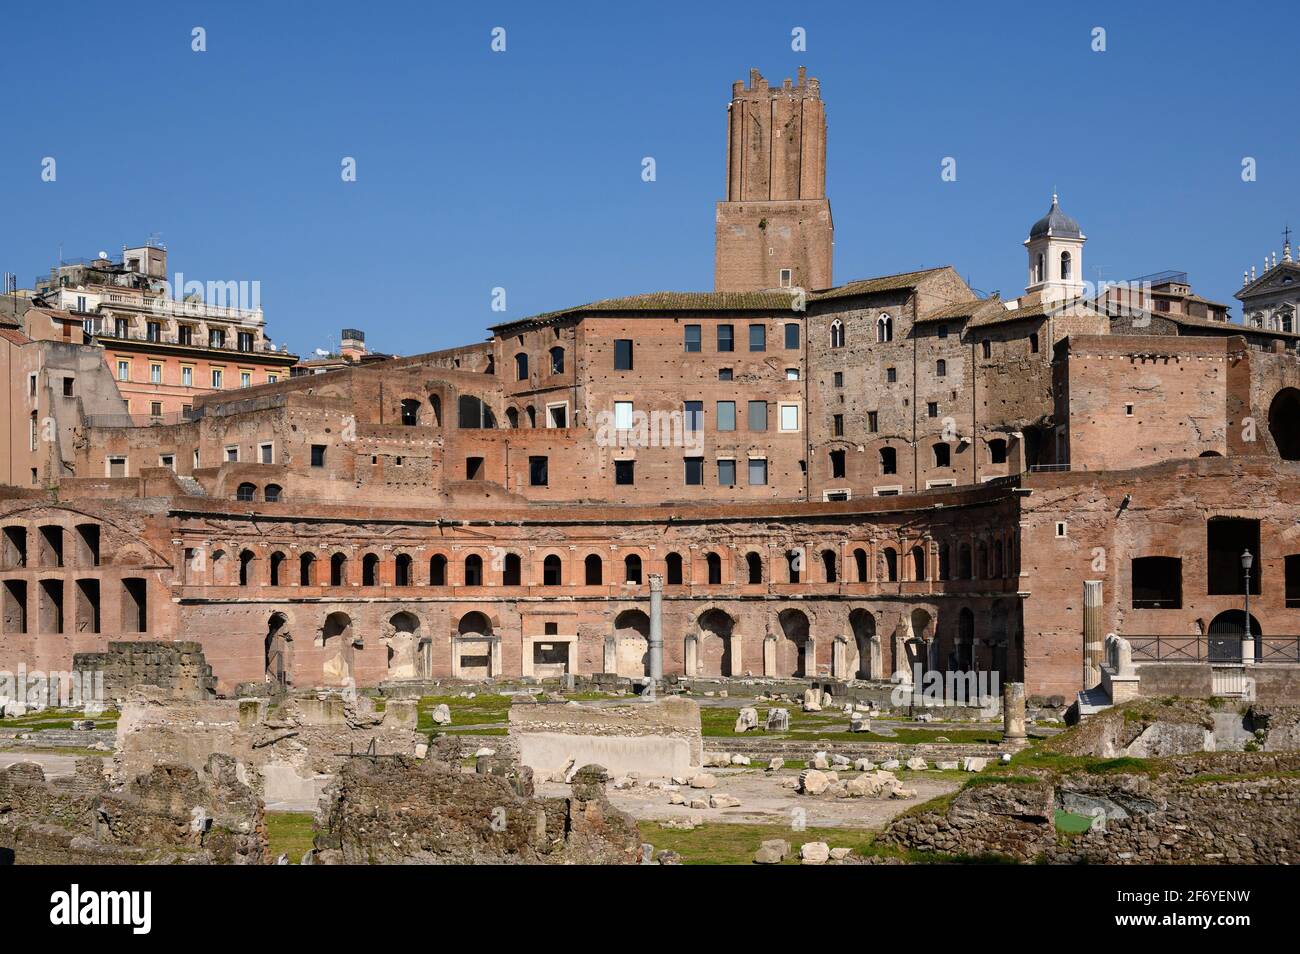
{"left": 916, "top": 295, "right": 1002, "bottom": 324}
{"left": 491, "top": 267, "right": 953, "bottom": 331}
{"left": 966, "top": 300, "right": 1051, "bottom": 329}
{"left": 0, "top": 328, "right": 32, "bottom": 345}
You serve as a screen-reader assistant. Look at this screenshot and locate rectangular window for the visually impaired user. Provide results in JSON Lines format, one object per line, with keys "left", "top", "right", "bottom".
{"left": 259, "top": 443, "right": 274, "bottom": 464}
{"left": 178, "top": 325, "right": 193, "bottom": 346}
{"left": 615, "top": 459, "right": 635, "bottom": 485}
{"left": 717, "top": 324, "right": 734, "bottom": 352}
{"left": 62, "top": 377, "right": 74, "bottom": 397}
{"left": 149, "top": 364, "right": 162, "bottom": 384}
{"left": 209, "top": 329, "right": 225, "bottom": 348}
{"left": 150, "top": 402, "right": 162, "bottom": 416}
{"left": 212, "top": 369, "right": 224, "bottom": 388}
{"left": 779, "top": 268, "right": 793, "bottom": 287}
{"left": 238, "top": 331, "right": 254, "bottom": 352}
{"left": 547, "top": 403, "right": 567, "bottom": 428}
{"left": 684, "top": 400, "right": 703, "bottom": 431}
{"left": 108, "top": 457, "right": 127, "bottom": 478}
{"left": 114, "top": 318, "right": 129, "bottom": 337}
{"left": 117, "top": 360, "right": 130, "bottom": 381}
{"left": 717, "top": 459, "right": 736, "bottom": 487}
{"left": 868, "top": 411, "right": 879, "bottom": 432}
{"left": 614, "top": 339, "right": 633, "bottom": 370}
{"left": 833, "top": 414, "right": 844, "bottom": 436}
{"left": 784, "top": 323, "right": 800, "bottom": 349}
{"left": 982, "top": 339, "right": 992, "bottom": 359}
{"left": 240, "top": 371, "right": 252, "bottom": 388}
{"left": 833, "top": 371, "right": 844, "bottom": 388}
{"left": 225, "top": 446, "right": 239, "bottom": 463}
{"left": 927, "top": 402, "right": 938, "bottom": 418}
{"left": 718, "top": 368, "right": 733, "bottom": 381}
{"left": 779, "top": 404, "right": 799, "bottom": 432}
{"left": 181, "top": 404, "right": 193, "bottom": 419}
{"left": 466, "top": 457, "right": 485, "bottom": 480}
{"left": 310, "top": 444, "right": 326, "bottom": 467}
{"left": 938, "top": 324, "right": 948, "bottom": 339}
{"left": 748, "top": 401, "right": 768, "bottom": 432}
{"left": 160, "top": 455, "right": 174, "bottom": 470}
{"left": 614, "top": 401, "right": 633, "bottom": 430}
{"left": 684, "top": 457, "right": 704, "bottom": 486}
{"left": 684, "top": 325, "right": 701, "bottom": 352}
{"left": 748, "top": 458, "right": 768, "bottom": 485}
{"left": 529, "top": 456, "right": 549, "bottom": 486}
{"left": 181, "top": 366, "right": 193, "bottom": 387}
{"left": 786, "top": 368, "right": 800, "bottom": 380}
{"left": 886, "top": 367, "right": 897, "bottom": 384}
{"left": 716, "top": 401, "right": 736, "bottom": 431}
{"left": 146, "top": 321, "right": 161, "bottom": 342}
{"left": 748, "top": 323, "right": 766, "bottom": 352}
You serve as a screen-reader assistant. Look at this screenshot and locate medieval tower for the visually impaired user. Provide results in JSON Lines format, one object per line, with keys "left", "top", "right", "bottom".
{"left": 714, "top": 67, "right": 834, "bottom": 292}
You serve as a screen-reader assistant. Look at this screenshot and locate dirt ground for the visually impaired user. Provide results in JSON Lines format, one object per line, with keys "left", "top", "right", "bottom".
{"left": 536, "top": 764, "right": 962, "bottom": 829}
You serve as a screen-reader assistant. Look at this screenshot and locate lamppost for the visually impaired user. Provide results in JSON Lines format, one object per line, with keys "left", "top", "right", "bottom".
{"left": 1241, "top": 549, "right": 1255, "bottom": 665}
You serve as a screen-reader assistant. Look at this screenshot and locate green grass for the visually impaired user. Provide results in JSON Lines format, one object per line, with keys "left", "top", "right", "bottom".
{"left": 1054, "top": 809, "right": 1095, "bottom": 834}
{"left": 0, "top": 708, "right": 119, "bottom": 731}
{"left": 265, "top": 812, "right": 315, "bottom": 863}
{"left": 698, "top": 705, "right": 1000, "bottom": 744}
{"left": 415, "top": 693, "right": 512, "bottom": 732}
{"left": 637, "top": 821, "right": 883, "bottom": 865}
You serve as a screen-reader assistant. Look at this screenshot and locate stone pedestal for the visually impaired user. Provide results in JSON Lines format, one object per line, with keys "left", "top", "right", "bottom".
{"left": 684, "top": 635, "right": 699, "bottom": 678}
{"left": 603, "top": 636, "right": 618, "bottom": 676}
{"left": 1002, "top": 681, "right": 1028, "bottom": 743}
{"left": 763, "top": 635, "right": 776, "bottom": 677}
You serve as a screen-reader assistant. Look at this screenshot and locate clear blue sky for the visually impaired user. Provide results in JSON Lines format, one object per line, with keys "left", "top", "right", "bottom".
{"left": 3, "top": 1, "right": 1296, "bottom": 357}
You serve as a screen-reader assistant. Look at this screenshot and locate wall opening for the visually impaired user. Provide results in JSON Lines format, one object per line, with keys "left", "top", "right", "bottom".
{"left": 1131, "top": 556, "right": 1182, "bottom": 609}
{"left": 38, "top": 579, "right": 64, "bottom": 633}
{"left": 1206, "top": 517, "right": 1260, "bottom": 595}
{"left": 120, "top": 578, "right": 147, "bottom": 632}
{"left": 75, "top": 579, "right": 101, "bottom": 633}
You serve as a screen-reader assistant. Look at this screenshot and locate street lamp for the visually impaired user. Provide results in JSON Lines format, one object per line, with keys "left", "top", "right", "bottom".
{"left": 1241, "top": 549, "right": 1254, "bottom": 664}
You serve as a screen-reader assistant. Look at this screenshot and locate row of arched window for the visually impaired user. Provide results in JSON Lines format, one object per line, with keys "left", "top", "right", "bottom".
{"left": 235, "top": 482, "right": 282, "bottom": 502}
{"left": 192, "top": 538, "right": 1017, "bottom": 588}
{"left": 828, "top": 314, "right": 894, "bottom": 350}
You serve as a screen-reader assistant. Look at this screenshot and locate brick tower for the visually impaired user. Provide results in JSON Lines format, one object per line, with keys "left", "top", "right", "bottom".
{"left": 714, "top": 67, "right": 833, "bottom": 292}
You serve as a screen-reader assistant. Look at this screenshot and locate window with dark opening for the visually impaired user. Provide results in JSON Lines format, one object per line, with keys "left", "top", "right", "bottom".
{"left": 1206, "top": 517, "right": 1260, "bottom": 595}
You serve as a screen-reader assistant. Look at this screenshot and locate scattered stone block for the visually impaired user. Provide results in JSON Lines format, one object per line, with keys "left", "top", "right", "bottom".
{"left": 431, "top": 704, "right": 451, "bottom": 725}
{"left": 689, "top": 773, "right": 718, "bottom": 789}
{"left": 905, "top": 757, "right": 928, "bottom": 771}
{"left": 734, "top": 707, "right": 759, "bottom": 732}
{"left": 799, "top": 769, "right": 829, "bottom": 795}
{"left": 830, "top": 847, "right": 852, "bottom": 860}
{"left": 767, "top": 757, "right": 784, "bottom": 772}
{"left": 709, "top": 793, "right": 740, "bottom": 808}
{"left": 853, "top": 758, "right": 875, "bottom": 772}
{"left": 962, "top": 757, "right": 988, "bottom": 772}
{"left": 766, "top": 708, "right": 790, "bottom": 732}
{"left": 800, "top": 841, "right": 830, "bottom": 865}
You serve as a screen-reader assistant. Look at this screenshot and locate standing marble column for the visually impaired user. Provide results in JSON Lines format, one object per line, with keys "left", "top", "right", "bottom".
{"left": 1083, "top": 580, "right": 1104, "bottom": 689}
{"left": 1003, "top": 681, "right": 1027, "bottom": 742}
{"left": 648, "top": 573, "right": 664, "bottom": 682}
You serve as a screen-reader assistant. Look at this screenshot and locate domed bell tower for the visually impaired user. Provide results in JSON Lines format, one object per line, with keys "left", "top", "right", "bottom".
{"left": 1024, "top": 192, "right": 1085, "bottom": 304}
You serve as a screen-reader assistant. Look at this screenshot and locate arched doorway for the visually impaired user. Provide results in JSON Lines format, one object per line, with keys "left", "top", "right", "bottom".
{"left": 613, "top": 609, "right": 650, "bottom": 678}
{"left": 779, "top": 608, "right": 812, "bottom": 678}
{"left": 320, "top": 612, "right": 355, "bottom": 686}
{"left": 386, "top": 611, "right": 421, "bottom": 679}
{"left": 456, "top": 611, "right": 494, "bottom": 679}
{"left": 265, "top": 612, "right": 291, "bottom": 686}
{"left": 907, "top": 608, "right": 933, "bottom": 674}
{"left": 698, "top": 609, "right": 734, "bottom": 677}
{"left": 1208, "top": 610, "right": 1263, "bottom": 662}
{"left": 850, "top": 608, "right": 877, "bottom": 679}
{"left": 1268, "top": 388, "right": 1300, "bottom": 460}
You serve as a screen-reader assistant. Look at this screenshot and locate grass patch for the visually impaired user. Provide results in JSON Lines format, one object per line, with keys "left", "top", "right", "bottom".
{"left": 637, "top": 821, "right": 882, "bottom": 865}
{"left": 1054, "top": 809, "right": 1095, "bottom": 834}
{"left": 415, "top": 693, "right": 512, "bottom": 732}
{"left": 265, "top": 811, "right": 315, "bottom": 862}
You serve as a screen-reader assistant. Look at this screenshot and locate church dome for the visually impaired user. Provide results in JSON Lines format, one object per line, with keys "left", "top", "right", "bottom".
{"left": 1029, "top": 193, "right": 1081, "bottom": 239}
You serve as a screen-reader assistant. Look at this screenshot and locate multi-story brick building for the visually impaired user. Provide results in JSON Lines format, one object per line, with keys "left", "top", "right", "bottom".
{"left": 3, "top": 69, "right": 1298, "bottom": 703}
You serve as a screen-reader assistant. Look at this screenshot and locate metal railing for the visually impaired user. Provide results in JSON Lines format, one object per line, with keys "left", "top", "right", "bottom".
{"left": 93, "top": 328, "right": 281, "bottom": 355}
{"left": 1128, "top": 634, "right": 1300, "bottom": 664}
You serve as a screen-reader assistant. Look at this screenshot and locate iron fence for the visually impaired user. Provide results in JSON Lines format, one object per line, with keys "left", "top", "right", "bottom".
{"left": 1128, "top": 634, "right": 1300, "bottom": 664}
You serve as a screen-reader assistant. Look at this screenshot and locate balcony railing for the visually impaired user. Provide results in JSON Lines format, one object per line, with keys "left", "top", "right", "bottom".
{"left": 92, "top": 327, "right": 286, "bottom": 356}
{"left": 84, "top": 410, "right": 202, "bottom": 428}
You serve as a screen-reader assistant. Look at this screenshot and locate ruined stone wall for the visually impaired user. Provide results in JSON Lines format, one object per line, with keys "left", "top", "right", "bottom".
{"left": 74, "top": 640, "right": 216, "bottom": 703}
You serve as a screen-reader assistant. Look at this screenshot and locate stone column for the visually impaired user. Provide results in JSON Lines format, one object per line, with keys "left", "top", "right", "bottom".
{"left": 763, "top": 635, "right": 777, "bottom": 677}
{"left": 648, "top": 573, "right": 664, "bottom": 682}
{"left": 1003, "top": 681, "right": 1027, "bottom": 743}
{"left": 831, "top": 636, "right": 847, "bottom": 679}
{"left": 729, "top": 633, "right": 743, "bottom": 676}
{"left": 1082, "top": 580, "right": 1104, "bottom": 689}
{"left": 603, "top": 635, "right": 617, "bottom": 675}
{"left": 804, "top": 636, "right": 817, "bottom": 678}
{"left": 683, "top": 634, "right": 698, "bottom": 678}
{"left": 489, "top": 638, "right": 502, "bottom": 679}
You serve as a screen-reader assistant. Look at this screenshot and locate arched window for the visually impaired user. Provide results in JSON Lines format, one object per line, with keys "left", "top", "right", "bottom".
{"left": 543, "top": 554, "right": 562, "bottom": 586}
{"left": 239, "top": 549, "right": 256, "bottom": 586}
{"left": 746, "top": 551, "right": 763, "bottom": 584}
{"left": 706, "top": 552, "right": 722, "bottom": 585}
{"left": 786, "top": 550, "right": 801, "bottom": 584}
{"left": 330, "top": 552, "right": 348, "bottom": 586}
{"left": 236, "top": 482, "right": 256, "bottom": 502}
{"left": 506, "top": 407, "right": 519, "bottom": 428}
{"left": 938, "top": 542, "right": 950, "bottom": 581}
{"left": 1060, "top": 250, "right": 1072, "bottom": 280}
{"left": 457, "top": 395, "right": 496, "bottom": 429}
{"left": 269, "top": 551, "right": 286, "bottom": 586}
{"left": 880, "top": 447, "right": 897, "bottom": 475}
{"left": 936, "top": 358, "right": 946, "bottom": 378}
{"left": 853, "top": 547, "right": 868, "bottom": 582}
{"left": 624, "top": 554, "right": 642, "bottom": 585}
{"left": 959, "top": 542, "right": 972, "bottom": 579}
{"left": 830, "top": 320, "right": 845, "bottom": 349}
{"left": 549, "top": 346, "right": 565, "bottom": 374}
{"left": 264, "top": 484, "right": 283, "bottom": 502}
{"left": 400, "top": 399, "right": 420, "bottom": 426}
{"left": 665, "top": 552, "right": 683, "bottom": 585}
{"left": 584, "top": 554, "right": 603, "bottom": 585}
{"left": 464, "top": 554, "right": 483, "bottom": 586}
{"left": 883, "top": 547, "right": 898, "bottom": 582}
{"left": 933, "top": 443, "right": 951, "bottom": 467}
{"left": 1034, "top": 252, "right": 1045, "bottom": 283}
{"left": 503, "top": 552, "right": 521, "bottom": 586}
{"left": 515, "top": 352, "right": 529, "bottom": 381}
{"left": 911, "top": 545, "right": 926, "bottom": 581}
{"left": 395, "top": 553, "right": 412, "bottom": 586}
{"left": 821, "top": 549, "right": 838, "bottom": 583}
{"left": 430, "top": 554, "right": 447, "bottom": 586}
{"left": 362, "top": 553, "right": 379, "bottom": 586}
{"left": 525, "top": 405, "right": 537, "bottom": 428}
{"left": 877, "top": 314, "right": 893, "bottom": 343}
{"left": 299, "top": 552, "right": 317, "bottom": 586}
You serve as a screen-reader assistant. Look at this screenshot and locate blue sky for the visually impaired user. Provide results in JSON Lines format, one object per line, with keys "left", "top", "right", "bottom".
{"left": 2, "top": 1, "right": 1296, "bottom": 357}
